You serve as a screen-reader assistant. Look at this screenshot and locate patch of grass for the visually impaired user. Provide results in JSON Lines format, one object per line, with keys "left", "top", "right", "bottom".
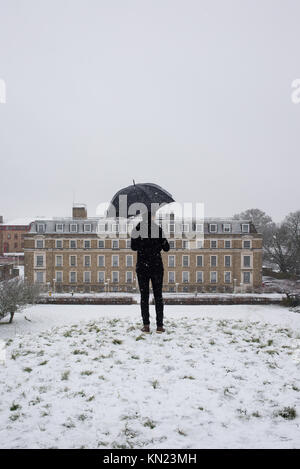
{"left": 73, "top": 349, "right": 88, "bottom": 355}
{"left": 11, "top": 352, "right": 20, "bottom": 360}
{"left": 62, "top": 418, "right": 75, "bottom": 428}
{"left": 182, "top": 375, "right": 195, "bottom": 380}
{"left": 29, "top": 396, "right": 41, "bottom": 406}
{"left": 9, "top": 413, "right": 20, "bottom": 421}
{"left": 265, "top": 349, "right": 279, "bottom": 355}
{"left": 80, "top": 370, "right": 93, "bottom": 376}
{"left": 10, "top": 402, "right": 21, "bottom": 411}
{"left": 78, "top": 414, "right": 88, "bottom": 421}
{"left": 144, "top": 418, "right": 156, "bottom": 429}
{"left": 136, "top": 335, "right": 145, "bottom": 341}
{"left": 252, "top": 411, "right": 261, "bottom": 418}
{"left": 61, "top": 370, "right": 70, "bottom": 380}
{"left": 275, "top": 406, "right": 297, "bottom": 420}
{"left": 38, "top": 360, "right": 48, "bottom": 366}
{"left": 112, "top": 339, "right": 123, "bottom": 345}
{"left": 131, "top": 355, "right": 140, "bottom": 360}
{"left": 23, "top": 367, "right": 32, "bottom": 373}
{"left": 151, "top": 379, "right": 159, "bottom": 389}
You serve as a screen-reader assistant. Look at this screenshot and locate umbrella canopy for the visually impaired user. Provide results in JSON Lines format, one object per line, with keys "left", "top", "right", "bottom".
{"left": 107, "top": 182, "right": 175, "bottom": 218}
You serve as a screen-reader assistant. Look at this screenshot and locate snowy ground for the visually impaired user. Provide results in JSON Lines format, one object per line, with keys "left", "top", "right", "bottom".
{"left": 0, "top": 304, "right": 300, "bottom": 449}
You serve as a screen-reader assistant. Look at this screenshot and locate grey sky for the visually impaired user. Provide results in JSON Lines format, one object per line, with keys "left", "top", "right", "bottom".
{"left": 0, "top": 0, "right": 299, "bottom": 223}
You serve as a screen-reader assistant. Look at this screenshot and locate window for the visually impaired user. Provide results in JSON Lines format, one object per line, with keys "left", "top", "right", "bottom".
{"left": 169, "top": 240, "right": 175, "bottom": 249}
{"left": 55, "top": 271, "right": 63, "bottom": 282}
{"left": 126, "top": 239, "right": 131, "bottom": 249}
{"left": 70, "top": 271, "right": 77, "bottom": 283}
{"left": 182, "top": 271, "right": 189, "bottom": 283}
{"left": 112, "top": 271, "right": 119, "bottom": 283}
{"left": 98, "top": 271, "right": 105, "bottom": 283}
{"left": 84, "top": 224, "right": 92, "bottom": 232}
{"left": 84, "top": 271, "right": 91, "bottom": 283}
{"left": 98, "top": 255, "right": 105, "bottom": 267}
{"left": 112, "top": 255, "right": 119, "bottom": 267}
{"left": 126, "top": 255, "right": 133, "bottom": 267}
{"left": 181, "top": 224, "right": 189, "bottom": 233}
{"left": 14, "top": 233, "right": 18, "bottom": 239}
{"left": 168, "top": 255, "right": 175, "bottom": 267}
{"left": 210, "top": 271, "right": 217, "bottom": 283}
{"left": 70, "top": 240, "right": 77, "bottom": 249}
{"left": 70, "top": 224, "right": 78, "bottom": 232}
{"left": 56, "top": 255, "right": 63, "bottom": 267}
{"left": 224, "top": 271, "right": 231, "bottom": 283}
{"left": 112, "top": 239, "right": 119, "bottom": 249}
{"left": 242, "top": 224, "right": 250, "bottom": 233}
{"left": 36, "top": 239, "right": 44, "bottom": 249}
{"left": 209, "top": 224, "right": 217, "bottom": 233}
{"left": 84, "top": 240, "right": 91, "bottom": 249}
{"left": 210, "top": 255, "right": 217, "bottom": 267}
{"left": 98, "top": 223, "right": 106, "bottom": 233}
{"left": 182, "top": 255, "right": 189, "bottom": 267}
{"left": 126, "top": 271, "right": 133, "bottom": 283}
{"left": 56, "top": 224, "right": 64, "bottom": 232}
{"left": 243, "top": 240, "right": 251, "bottom": 249}
{"left": 196, "top": 255, "right": 203, "bottom": 267}
{"left": 70, "top": 255, "right": 77, "bottom": 267}
{"left": 196, "top": 239, "right": 203, "bottom": 249}
{"left": 223, "top": 223, "right": 231, "bottom": 233}
{"left": 36, "top": 271, "right": 44, "bottom": 283}
{"left": 36, "top": 255, "right": 44, "bottom": 267}
{"left": 243, "top": 271, "right": 251, "bottom": 284}
{"left": 196, "top": 271, "right": 203, "bottom": 283}
{"left": 84, "top": 255, "right": 91, "bottom": 267}
{"left": 112, "top": 224, "right": 119, "bottom": 233}
{"left": 168, "top": 223, "right": 175, "bottom": 233}
{"left": 224, "top": 255, "right": 231, "bottom": 267}
{"left": 168, "top": 271, "right": 175, "bottom": 283}
{"left": 210, "top": 240, "right": 217, "bottom": 249}
{"left": 56, "top": 240, "right": 63, "bottom": 249}
{"left": 182, "top": 240, "right": 189, "bottom": 249}
{"left": 98, "top": 240, "right": 105, "bottom": 248}
{"left": 243, "top": 255, "right": 251, "bottom": 267}
{"left": 37, "top": 224, "right": 45, "bottom": 233}
{"left": 196, "top": 224, "right": 204, "bottom": 233}
{"left": 224, "top": 240, "right": 231, "bottom": 249}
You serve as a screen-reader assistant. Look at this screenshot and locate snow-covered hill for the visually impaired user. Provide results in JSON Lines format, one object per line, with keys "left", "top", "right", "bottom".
{"left": 0, "top": 304, "right": 300, "bottom": 448}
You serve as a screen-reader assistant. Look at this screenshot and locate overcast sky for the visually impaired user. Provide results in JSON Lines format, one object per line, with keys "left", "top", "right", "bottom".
{"left": 0, "top": 0, "right": 299, "bottom": 222}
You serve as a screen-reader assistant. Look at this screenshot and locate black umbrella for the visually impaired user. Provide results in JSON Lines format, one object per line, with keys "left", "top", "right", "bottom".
{"left": 107, "top": 181, "right": 175, "bottom": 218}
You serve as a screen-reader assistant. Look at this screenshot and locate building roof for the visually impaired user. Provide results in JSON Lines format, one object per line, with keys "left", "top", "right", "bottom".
{"left": 28, "top": 217, "right": 259, "bottom": 235}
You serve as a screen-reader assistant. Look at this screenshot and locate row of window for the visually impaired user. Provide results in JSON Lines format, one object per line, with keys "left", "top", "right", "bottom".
{"left": 35, "top": 270, "right": 252, "bottom": 285}
{"left": 35, "top": 238, "right": 253, "bottom": 250}
{"left": 34, "top": 254, "right": 252, "bottom": 268}
{"left": 36, "top": 222, "right": 250, "bottom": 235}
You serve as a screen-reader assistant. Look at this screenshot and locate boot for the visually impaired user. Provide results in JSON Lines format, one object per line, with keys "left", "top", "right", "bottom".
{"left": 156, "top": 326, "right": 165, "bottom": 333}
{"left": 141, "top": 325, "right": 150, "bottom": 333}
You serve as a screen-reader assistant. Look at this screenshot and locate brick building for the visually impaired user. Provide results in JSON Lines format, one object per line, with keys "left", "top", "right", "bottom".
{"left": 0, "top": 217, "right": 33, "bottom": 258}
{"left": 24, "top": 205, "right": 262, "bottom": 293}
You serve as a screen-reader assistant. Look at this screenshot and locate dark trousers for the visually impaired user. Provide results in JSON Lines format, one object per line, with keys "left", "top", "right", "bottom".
{"left": 136, "top": 267, "right": 164, "bottom": 327}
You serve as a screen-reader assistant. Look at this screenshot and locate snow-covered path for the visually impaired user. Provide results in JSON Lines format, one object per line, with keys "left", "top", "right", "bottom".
{"left": 0, "top": 305, "right": 300, "bottom": 449}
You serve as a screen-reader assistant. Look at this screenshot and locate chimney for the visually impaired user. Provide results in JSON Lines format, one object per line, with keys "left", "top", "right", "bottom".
{"left": 72, "top": 204, "right": 87, "bottom": 219}
{"left": 0, "top": 215, "right": 3, "bottom": 224}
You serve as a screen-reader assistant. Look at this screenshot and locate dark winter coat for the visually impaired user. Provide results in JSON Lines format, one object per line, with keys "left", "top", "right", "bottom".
{"left": 130, "top": 217, "right": 170, "bottom": 272}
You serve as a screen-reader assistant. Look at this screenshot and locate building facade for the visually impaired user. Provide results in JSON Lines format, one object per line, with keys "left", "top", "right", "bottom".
{"left": 24, "top": 205, "right": 262, "bottom": 293}
{"left": 0, "top": 217, "right": 33, "bottom": 257}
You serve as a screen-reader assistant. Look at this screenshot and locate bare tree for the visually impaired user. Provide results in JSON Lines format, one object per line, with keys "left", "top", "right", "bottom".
{"left": 0, "top": 278, "right": 42, "bottom": 323}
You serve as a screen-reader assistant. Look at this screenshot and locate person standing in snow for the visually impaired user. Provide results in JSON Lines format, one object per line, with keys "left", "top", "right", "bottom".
{"left": 131, "top": 210, "right": 170, "bottom": 333}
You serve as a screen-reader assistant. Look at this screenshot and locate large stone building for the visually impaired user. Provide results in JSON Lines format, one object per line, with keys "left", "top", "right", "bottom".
{"left": 24, "top": 204, "right": 262, "bottom": 293}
